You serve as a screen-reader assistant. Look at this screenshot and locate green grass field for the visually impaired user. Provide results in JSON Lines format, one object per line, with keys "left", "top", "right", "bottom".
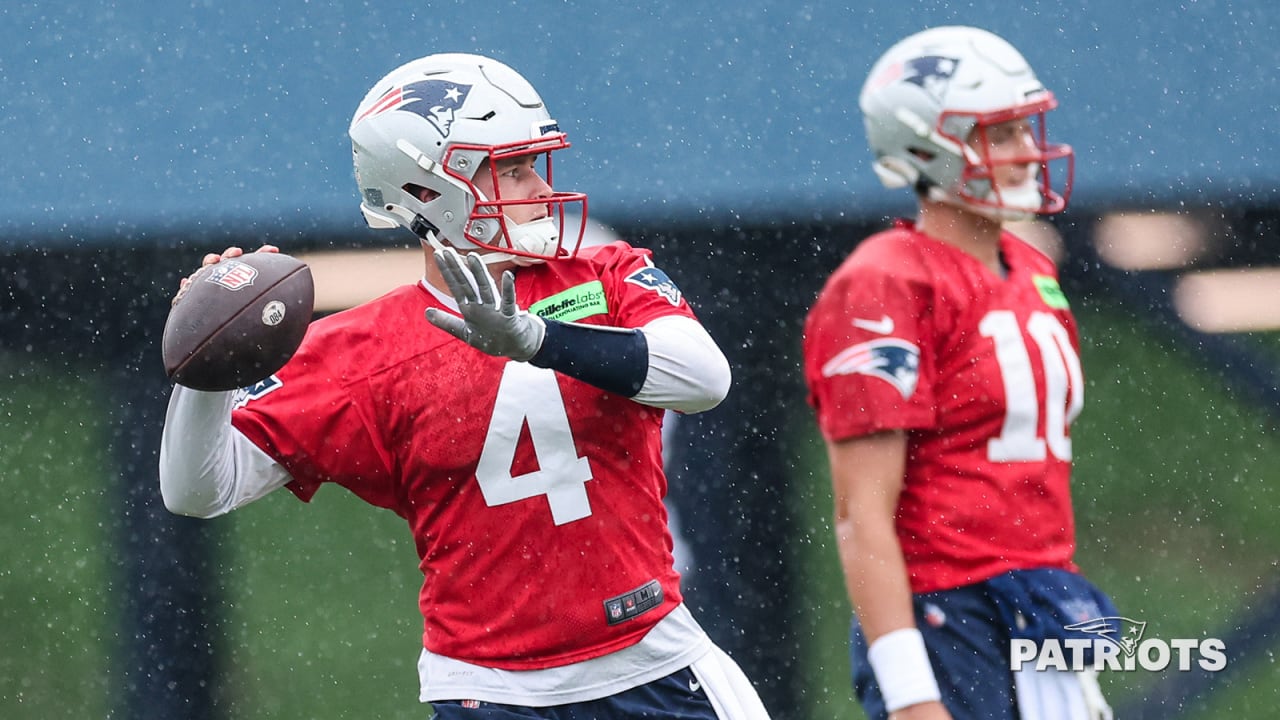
{"left": 0, "top": 355, "right": 115, "bottom": 718}
{"left": 2, "top": 296, "right": 1278, "bottom": 718}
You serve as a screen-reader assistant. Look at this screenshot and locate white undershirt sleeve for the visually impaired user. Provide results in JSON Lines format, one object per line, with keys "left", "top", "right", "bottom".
{"left": 158, "top": 385, "right": 292, "bottom": 518}
{"left": 633, "top": 315, "right": 731, "bottom": 414}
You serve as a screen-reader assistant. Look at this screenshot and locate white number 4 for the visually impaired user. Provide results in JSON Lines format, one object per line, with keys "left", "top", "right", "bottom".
{"left": 980, "top": 310, "right": 1084, "bottom": 462}
{"left": 474, "top": 362, "right": 594, "bottom": 525}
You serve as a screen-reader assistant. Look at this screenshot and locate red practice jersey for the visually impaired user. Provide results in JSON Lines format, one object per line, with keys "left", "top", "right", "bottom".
{"left": 232, "top": 242, "right": 695, "bottom": 670}
{"left": 803, "top": 221, "right": 1082, "bottom": 593}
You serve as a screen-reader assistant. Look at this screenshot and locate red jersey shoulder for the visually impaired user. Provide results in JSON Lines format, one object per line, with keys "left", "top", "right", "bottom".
{"left": 575, "top": 239, "right": 652, "bottom": 267}
{"left": 823, "top": 226, "right": 939, "bottom": 292}
{"left": 528, "top": 241, "right": 694, "bottom": 326}
{"left": 848, "top": 225, "right": 932, "bottom": 266}
{"left": 285, "top": 283, "right": 445, "bottom": 384}
{"left": 809, "top": 225, "right": 936, "bottom": 323}
{"left": 530, "top": 240, "right": 652, "bottom": 292}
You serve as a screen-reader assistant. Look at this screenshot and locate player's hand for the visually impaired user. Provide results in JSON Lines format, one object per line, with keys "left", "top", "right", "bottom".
{"left": 425, "top": 247, "right": 546, "bottom": 361}
{"left": 890, "top": 701, "right": 952, "bottom": 720}
{"left": 173, "top": 245, "right": 279, "bottom": 306}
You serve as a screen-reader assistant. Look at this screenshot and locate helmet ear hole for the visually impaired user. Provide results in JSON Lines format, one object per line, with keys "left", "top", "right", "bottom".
{"left": 403, "top": 184, "right": 439, "bottom": 203}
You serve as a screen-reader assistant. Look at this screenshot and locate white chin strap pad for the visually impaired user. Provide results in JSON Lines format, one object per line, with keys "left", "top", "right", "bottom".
{"left": 506, "top": 216, "right": 559, "bottom": 258}
{"left": 429, "top": 216, "right": 558, "bottom": 267}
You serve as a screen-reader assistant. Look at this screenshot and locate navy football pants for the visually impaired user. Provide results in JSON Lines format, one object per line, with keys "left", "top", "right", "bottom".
{"left": 430, "top": 667, "right": 719, "bottom": 719}
{"left": 850, "top": 583, "right": 1019, "bottom": 720}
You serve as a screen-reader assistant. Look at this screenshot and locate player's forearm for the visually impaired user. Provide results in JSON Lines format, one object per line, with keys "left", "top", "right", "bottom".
{"left": 838, "top": 513, "right": 918, "bottom": 641}
{"left": 159, "top": 386, "right": 289, "bottom": 517}
{"left": 530, "top": 315, "right": 730, "bottom": 413}
{"left": 827, "top": 431, "right": 917, "bottom": 638}
{"left": 827, "top": 431, "right": 943, "bottom": 712}
{"left": 839, "top": 513, "right": 944, "bottom": 714}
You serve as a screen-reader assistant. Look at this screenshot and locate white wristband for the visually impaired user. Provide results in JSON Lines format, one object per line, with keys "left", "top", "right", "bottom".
{"left": 867, "top": 627, "right": 943, "bottom": 712}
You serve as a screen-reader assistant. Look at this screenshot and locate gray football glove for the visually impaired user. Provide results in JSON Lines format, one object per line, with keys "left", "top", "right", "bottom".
{"left": 425, "top": 247, "right": 546, "bottom": 362}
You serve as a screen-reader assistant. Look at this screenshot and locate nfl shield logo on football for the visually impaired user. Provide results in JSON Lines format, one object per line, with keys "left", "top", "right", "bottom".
{"left": 206, "top": 260, "right": 259, "bottom": 291}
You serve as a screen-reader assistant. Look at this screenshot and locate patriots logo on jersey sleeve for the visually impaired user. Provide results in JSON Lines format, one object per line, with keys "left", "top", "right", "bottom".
{"left": 624, "top": 267, "right": 683, "bottom": 306}
{"left": 233, "top": 374, "right": 283, "bottom": 408}
{"left": 821, "top": 338, "right": 920, "bottom": 399}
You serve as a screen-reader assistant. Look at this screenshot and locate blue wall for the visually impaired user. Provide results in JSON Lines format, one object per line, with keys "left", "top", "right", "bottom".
{"left": 3, "top": 0, "right": 1277, "bottom": 248}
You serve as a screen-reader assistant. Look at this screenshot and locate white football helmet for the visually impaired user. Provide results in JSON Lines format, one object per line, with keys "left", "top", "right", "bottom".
{"left": 349, "top": 53, "right": 587, "bottom": 263}
{"left": 859, "top": 26, "right": 1074, "bottom": 220}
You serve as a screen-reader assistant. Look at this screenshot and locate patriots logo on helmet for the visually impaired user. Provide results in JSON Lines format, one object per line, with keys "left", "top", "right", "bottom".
{"left": 821, "top": 338, "right": 920, "bottom": 399}
{"left": 902, "top": 55, "right": 960, "bottom": 101}
{"left": 1064, "top": 616, "right": 1148, "bottom": 657}
{"left": 354, "top": 79, "right": 473, "bottom": 139}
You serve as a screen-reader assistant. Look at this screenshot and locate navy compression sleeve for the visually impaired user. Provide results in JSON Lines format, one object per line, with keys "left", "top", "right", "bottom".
{"left": 528, "top": 319, "right": 648, "bottom": 397}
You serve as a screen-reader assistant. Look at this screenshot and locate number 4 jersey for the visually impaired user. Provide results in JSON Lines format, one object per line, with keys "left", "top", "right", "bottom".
{"left": 231, "top": 242, "right": 694, "bottom": 670}
{"left": 803, "top": 221, "right": 1081, "bottom": 593}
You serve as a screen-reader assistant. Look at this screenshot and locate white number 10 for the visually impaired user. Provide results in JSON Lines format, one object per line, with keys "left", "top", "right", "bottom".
{"left": 980, "top": 310, "right": 1083, "bottom": 462}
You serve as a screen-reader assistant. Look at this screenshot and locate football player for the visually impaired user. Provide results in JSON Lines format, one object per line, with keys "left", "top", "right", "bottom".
{"left": 802, "top": 27, "right": 1116, "bottom": 720}
{"left": 160, "top": 53, "right": 769, "bottom": 718}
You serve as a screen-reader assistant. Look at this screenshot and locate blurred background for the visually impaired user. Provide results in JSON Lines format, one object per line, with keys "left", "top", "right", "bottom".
{"left": 2, "top": 1, "right": 1278, "bottom": 718}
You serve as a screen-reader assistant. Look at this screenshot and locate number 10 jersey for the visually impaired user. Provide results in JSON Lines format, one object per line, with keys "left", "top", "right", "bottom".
{"left": 803, "top": 221, "right": 1083, "bottom": 593}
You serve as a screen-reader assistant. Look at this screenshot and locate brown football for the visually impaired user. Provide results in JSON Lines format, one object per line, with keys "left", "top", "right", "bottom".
{"left": 162, "top": 252, "right": 314, "bottom": 391}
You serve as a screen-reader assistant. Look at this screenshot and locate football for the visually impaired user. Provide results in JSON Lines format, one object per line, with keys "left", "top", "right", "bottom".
{"left": 162, "top": 252, "right": 315, "bottom": 391}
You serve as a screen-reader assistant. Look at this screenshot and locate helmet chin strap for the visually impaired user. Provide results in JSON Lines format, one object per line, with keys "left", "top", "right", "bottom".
{"left": 401, "top": 182, "right": 561, "bottom": 264}
{"left": 468, "top": 187, "right": 559, "bottom": 264}
{"left": 503, "top": 216, "right": 558, "bottom": 261}
{"left": 420, "top": 221, "right": 549, "bottom": 266}
{"left": 981, "top": 179, "right": 1042, "bottom": 222}
{"left": 935, "top": 176, "right": 1042, "bottom": 223}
